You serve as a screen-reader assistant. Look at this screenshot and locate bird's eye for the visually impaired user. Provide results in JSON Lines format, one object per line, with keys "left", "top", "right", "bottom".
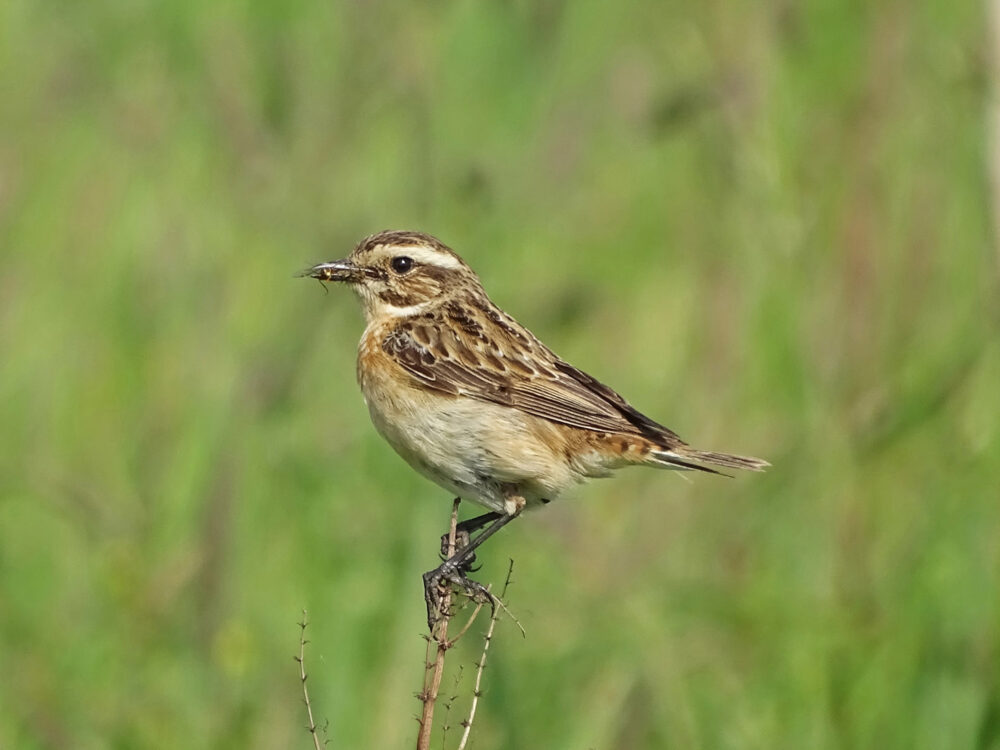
{"left": 390, "top": 256, "right": 414, "bottom": 274}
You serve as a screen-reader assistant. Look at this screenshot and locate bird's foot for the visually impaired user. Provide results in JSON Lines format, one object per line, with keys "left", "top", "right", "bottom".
{"left": 422, "top": 561, "right": 496, "bottom": 633}
{"left": 438, "top": 528, "right": 480, "bottom": 574}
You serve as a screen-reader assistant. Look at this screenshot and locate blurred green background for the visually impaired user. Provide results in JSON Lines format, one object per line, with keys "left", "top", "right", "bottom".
{"left": 2, "top": 1, "right": 998, "bottom": 748}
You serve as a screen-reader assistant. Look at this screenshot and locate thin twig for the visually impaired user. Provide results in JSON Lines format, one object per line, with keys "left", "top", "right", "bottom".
{"left": 491, "top": 592, "right": 526, "bottom": 638}
{"left": 296, "top": 610, "right": 325, "bottom": 750}
{"left": 457, "top": 560, "right": 516, "bottom": 750}
{"left": 445, "top": 599, "right": 487, "bottom": 648}
{"left": 440, "top": 665, "right": 464, "bottom": 750}
{"left": 416, "top": 499, "right": 460, "bottom": 750}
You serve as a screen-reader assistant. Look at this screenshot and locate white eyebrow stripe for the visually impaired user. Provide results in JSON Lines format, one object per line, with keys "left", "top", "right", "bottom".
{"left": 385, "top": 245, "right": 464, "bottom": 270}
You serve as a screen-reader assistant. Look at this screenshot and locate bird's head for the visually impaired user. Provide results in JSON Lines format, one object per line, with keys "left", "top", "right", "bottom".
{"left": 300, "top": 230, "right": 481, "bottom": 322}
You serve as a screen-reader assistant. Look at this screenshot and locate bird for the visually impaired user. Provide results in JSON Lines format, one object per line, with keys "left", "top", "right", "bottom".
{"left": 300, "top": 230, "right": 767, "bottom": 624}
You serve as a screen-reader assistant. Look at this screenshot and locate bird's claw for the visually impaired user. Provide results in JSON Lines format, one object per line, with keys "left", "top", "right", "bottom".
{"left": 439, "top": 528, "right": 478, "bottom": 574}
{"left": 423, "top": 563, "right": 496, "bottom": 632}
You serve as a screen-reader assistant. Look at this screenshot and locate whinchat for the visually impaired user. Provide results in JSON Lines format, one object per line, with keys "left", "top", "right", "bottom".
{"left": 301, "top": 230, "right": 767, "bottom": 621}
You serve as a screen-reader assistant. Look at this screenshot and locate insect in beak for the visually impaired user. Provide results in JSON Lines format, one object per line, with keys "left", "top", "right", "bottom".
{"left": 296, "top": 260, "right": 367, "bottom": 284}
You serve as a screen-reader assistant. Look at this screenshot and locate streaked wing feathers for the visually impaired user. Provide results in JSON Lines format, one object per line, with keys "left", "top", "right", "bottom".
{"left": 381, "top": 315, "right": 685, "bottom": 447}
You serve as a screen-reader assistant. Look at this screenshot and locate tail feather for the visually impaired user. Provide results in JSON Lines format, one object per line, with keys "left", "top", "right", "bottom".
{"left": 650, "top": 448, "right": 769, "bottom": 476}
{"left": 687, "top": 449, "right": 769, "bottom": 472}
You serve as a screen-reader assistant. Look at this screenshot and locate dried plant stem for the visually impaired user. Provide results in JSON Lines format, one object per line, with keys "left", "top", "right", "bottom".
{"left": 416, "top": 499, "right": 460, "bottom": 750}
{"left": 446, "top": 599, "right": 487, "bottom": 648}
{"left": 456, "top": 560, "right": 515, "bottom": 750}
{"left": 296, "top": 610, "right": 324, "bottom": 750}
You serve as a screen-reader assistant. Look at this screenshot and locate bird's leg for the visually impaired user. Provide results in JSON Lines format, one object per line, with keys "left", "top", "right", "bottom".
{"left": 439, "top": 510, "right": 503, "bottom": 573}
{"left": 424, "top": 506, "right": 523, "bottom": 630}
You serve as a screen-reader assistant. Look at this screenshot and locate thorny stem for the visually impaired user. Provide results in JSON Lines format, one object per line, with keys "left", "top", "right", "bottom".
{"left": 297, "top": 610, "right": 324, "bottom": 750}
{"left": 456, "top": 560, "right": 515, "bottom": 750}
{"left": 416, "top": 499, "right": 460, "bottom": 750}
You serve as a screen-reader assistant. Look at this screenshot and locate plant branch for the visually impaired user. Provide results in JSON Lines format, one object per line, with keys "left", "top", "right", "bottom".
{"left": 416, "top": 498, "right": 461, "bottom": 750}
{"left": 296, "top": 610, "right": 325, "bottom": 750}
{"left": 456, "top": 560, "right": 515, "bottom": 750}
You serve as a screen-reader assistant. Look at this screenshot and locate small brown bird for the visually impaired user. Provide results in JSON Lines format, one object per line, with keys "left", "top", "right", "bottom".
{"left": 301, "top": 230, "right": 766, "bottom": 620}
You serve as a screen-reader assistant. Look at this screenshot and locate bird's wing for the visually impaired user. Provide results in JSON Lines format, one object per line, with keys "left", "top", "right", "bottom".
{"left": 381, "top": 313, "right": 685, "bottom": 446}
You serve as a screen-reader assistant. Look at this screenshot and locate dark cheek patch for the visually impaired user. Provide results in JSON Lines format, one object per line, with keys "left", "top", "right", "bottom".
{"left": 419, "top": 265, "right": 452, "bottom": 286}
{"left": 377, "top": 275, "right": 440, "bottom": 308}
{"left": 378, "top": 288, "right": 416, "bottom": 307}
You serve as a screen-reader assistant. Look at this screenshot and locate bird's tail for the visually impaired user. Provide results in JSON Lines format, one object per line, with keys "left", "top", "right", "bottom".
{"left": 649, "top": 447, "right": 769, "bottom": 476}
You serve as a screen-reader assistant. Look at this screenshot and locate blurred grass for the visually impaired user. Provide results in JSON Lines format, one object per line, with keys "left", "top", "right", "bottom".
{"left": 1, "top": 0, "right": 998, "bottom": 748}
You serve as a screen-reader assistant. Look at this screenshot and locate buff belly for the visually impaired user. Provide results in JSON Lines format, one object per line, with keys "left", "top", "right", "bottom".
{"left": 361, "top": 377, "right": 582, "bottom": 514}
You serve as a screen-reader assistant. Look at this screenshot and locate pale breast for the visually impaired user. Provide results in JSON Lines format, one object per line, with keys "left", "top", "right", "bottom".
{"left": 357, "top": 324, "right": 582, "bottom": 512}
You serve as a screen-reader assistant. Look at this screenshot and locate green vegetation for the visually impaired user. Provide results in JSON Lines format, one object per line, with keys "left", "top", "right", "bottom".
{"left": 1, "top": 1, "right": 997, "bottom": 747}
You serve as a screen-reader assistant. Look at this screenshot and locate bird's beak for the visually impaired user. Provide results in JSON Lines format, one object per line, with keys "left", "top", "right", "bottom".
{"left": 297, "top": 259, "right": 367, "bottom": 283}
